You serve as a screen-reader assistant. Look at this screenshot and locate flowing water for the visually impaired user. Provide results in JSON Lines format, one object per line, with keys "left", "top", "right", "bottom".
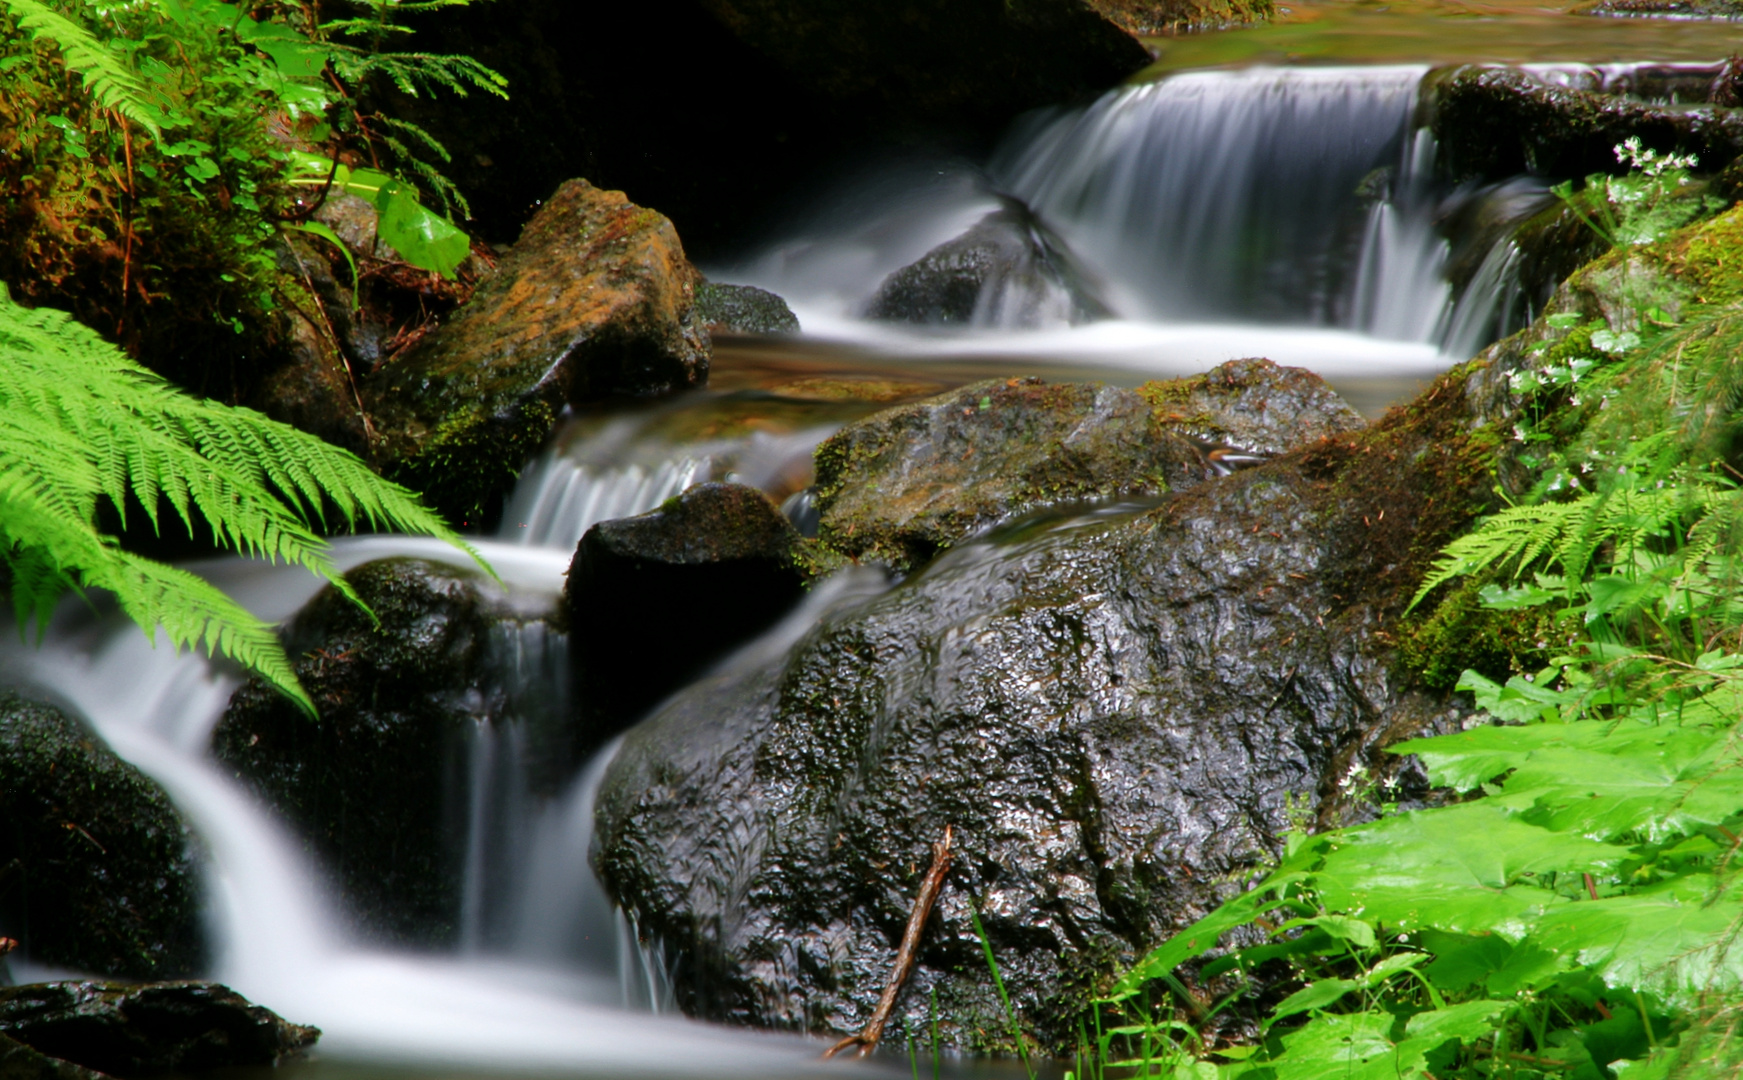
{"left": 4, "top": 28, "right": 1742, "bottom": 1079}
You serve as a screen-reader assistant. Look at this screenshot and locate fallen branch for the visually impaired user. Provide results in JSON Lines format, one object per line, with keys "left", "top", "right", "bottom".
{"left": 824, "top": 825, "right": 954, "bottom": 1061}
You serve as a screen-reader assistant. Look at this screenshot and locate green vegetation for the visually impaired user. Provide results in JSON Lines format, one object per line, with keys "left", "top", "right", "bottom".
{"left": 0, "top": 0, "right": 501, "bottom": 394}
{"left": 0, "top": 285, "right": 476, "bottom": 714}
{"left": 1069, "top": 149, "right": 1743, "bottom": 1080}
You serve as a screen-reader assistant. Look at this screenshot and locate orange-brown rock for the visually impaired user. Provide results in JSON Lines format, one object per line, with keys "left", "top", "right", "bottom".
{"left": 364, "top": 179, "right": 709, "bottom": 526}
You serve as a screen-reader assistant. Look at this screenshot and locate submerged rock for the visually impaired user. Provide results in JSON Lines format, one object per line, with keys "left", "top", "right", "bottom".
{"left": 365, "top": 179, "right": 710, "bottom": 527}
{"left": 696, "top": 283, "right": 800, "bottom": 335}
{"left": 0, "top": 696, "right": 203, "bottom": 981}
{"left": 0, "top": 982, "right": 317, "bottom": 1075}
{"left": 594, "top": 351, "right": 1513, "bottom": 1051}
{"left": 213, "top": 559, "right": 570, "bottom": 947}
{"left": 814, "top": 361, "right": 1363, "bottom": 571}
{"left": 1084, "top": 0, "right": 1271, "bottom": 32}
{"left": 864, "top": 204, "right": 1109, "bottom": 328}
{"left": 1430, "top": 66, "right": 1743, "bottom": 185}
{"left": 567, "top": 483, "right": 825, "bottom": 747}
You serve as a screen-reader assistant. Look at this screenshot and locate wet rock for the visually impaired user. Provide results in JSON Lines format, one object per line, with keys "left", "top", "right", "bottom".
{"left": 567, "top": 483, "right": 823, "bottom": 747}
{"left": 1429, "top": 65, "right": 1743, "bottom": 185}
{"left": 0, "top": 982, "right": 317, "bottom": 1075}
{"left": 813, "top": 361, "right": 1361, "bottom": 571}
{"left": 1572, "top": 0, "right": 1742, "bottom": 16}
{"left": 365, "top": 179, "right": 710, "bottom": 527}
{"left": 0, "top": 695, "right": 203, "bottom": 981}
{"left": 1137, "top": 357, "right": 1367, "bottom": 455}
{"left": 594, "top": 353, "right": 1516, "bottom": 1052}
{"left": 0, "top": 1032, "right": 104, "bottom": 1080}
{"left": 1084, "top": 0, "right": 1270, "bottom": 32}
{"left": 696, "top": 283, "right": 800, "bottom": 335}
{"left": 863, "top": 204, "right": 1110, "bottom": 327}
{"left": 213, "top": 559, "right": 569, "bottom": 947}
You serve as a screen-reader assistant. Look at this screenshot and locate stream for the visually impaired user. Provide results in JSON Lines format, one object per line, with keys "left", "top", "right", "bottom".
{"left": 4, "top": 15, "right": 1740, "bottom": 1078}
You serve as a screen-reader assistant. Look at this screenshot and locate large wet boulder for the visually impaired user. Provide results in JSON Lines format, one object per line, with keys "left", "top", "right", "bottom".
{"left": 213, "top": 559, "right": 569, "bottom": 947}
{"left": 0, "top": 696, "right": 203, "bottom": 981}
{"left": 593, "top": 352, "right": 1516, "bottom": 1052}
{"left": 864, "top": 204, "right": 1110, "bottom": 328}
{"left": 0, "top": 982, "right": 317, "bottom": 1075}
{"left": 814, "top": 362, "right": 1365, "bottom": 570}
{"left": 567, "top": 483, "right": 824, "bottom": 748}
{"left": 1429, "top": 66, "right": 1743, "bottom": 185}
{"left": 365, "top": 179, "right": 709, "bottom": 527}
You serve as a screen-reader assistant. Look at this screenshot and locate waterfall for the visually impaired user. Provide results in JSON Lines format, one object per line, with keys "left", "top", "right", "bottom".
{"left": 0, "top": 448, "right": 826, "bottom": 1071}
{"left": 733, "top": 64, "right": 1548, "bottom": 370}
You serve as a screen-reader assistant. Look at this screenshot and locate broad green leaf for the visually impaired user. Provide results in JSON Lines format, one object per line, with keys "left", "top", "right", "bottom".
{"left": 1268, "top": 1012, "right": 1434, "bottom": 1080}
{"left": 1278, "top": 915, "right": 1376, "bottom": 949}
{"left": 374, "top": 179, "right": 470, "bottom": 279}
{"left": 1528, "top": 880, "right": 1743, "bottom": 1002}
{"left": 1420, "top": 930, "right": 1514, "bottom": 992}
{"left": 1478, "top": 582, "right": 1559, "bottom": 609}
{"left": 1403, "top": 999, "right": 1510, "bottom": 1044}
{"left": 1315, "top": 803, "right": 1617, "bottom": 938}
{"left": 1269, "top": 978, "right": 1358, "bottom": 1026}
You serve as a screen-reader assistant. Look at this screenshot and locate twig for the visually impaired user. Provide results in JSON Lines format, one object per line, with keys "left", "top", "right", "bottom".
{"left": 825, "top": 825, "right": 954, "bottom": 1060}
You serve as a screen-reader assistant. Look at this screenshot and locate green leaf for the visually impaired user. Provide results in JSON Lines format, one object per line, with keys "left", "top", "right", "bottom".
{"left": 373, "top": 179, "right": 470, "bottom": 278}
{"left": 1403, "top": 999, "right": 1510, "bottom": 1044}
{"left": 1528, "top": 878, "right": 1743, "bottom": 1002}
{"left": 1314, "top": 803, "right": 1619, "bottom": 938}
{"left": 1478, "top": 582, "right": 1560, "bottom": 609}
{"left": 1267, "top": 1012, "right": 1434, "bottom": 1080}
{"left": 1269, "top": 978, "right": 1358, "bottom": 1026}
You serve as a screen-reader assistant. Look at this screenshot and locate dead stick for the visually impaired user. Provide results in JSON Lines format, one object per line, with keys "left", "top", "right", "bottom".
{"left": 824, "top": 825, "right": 954, "bottom": 1061}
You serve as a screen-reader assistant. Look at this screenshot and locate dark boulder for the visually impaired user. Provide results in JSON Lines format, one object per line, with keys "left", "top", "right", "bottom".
{"left": 593, "top": 352, "right": 1517, "bottom": 1052}
{"left": 213, "top": 559, "right": 569, "bottom": 947}
{"left": 0, "top": 695, "right": 202, "bottom": 981}
{"left": 863, "top": 204, "right": 1110, "bottom": 327}
{"left": 365, "top": 179, "right": 709, "bottom": 528}
{"left": 0, "top": 1033, "right": 103, "bottom": 1080}
{"left": 813, "top": 361, "right": 1363, "bottom": 571}
{"left": 696, "top": 283, "right": 801, "bottom": 335}
{"left": 0, "top": 982, "right": 317, "bottom": 1075}
{"left": 1428, "top": 65, "right": 1743, "bottom": 186}
{"left": 567, "top": 483, "right": 824, "bottom": 748}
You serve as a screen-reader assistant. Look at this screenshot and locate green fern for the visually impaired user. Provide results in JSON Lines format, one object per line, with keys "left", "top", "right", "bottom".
{"left": 0, "top": 284, "right": 484, "bottom": 714}
{"left": 1, "top": 0, "right": 165, "bottom": 137}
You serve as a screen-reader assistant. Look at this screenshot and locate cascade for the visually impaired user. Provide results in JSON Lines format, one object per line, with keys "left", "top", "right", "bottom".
{"left": 735, "top": 65, "right": 1550, "bottom": 368}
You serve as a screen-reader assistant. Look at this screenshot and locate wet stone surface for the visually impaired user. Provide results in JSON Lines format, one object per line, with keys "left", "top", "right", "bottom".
{"left": 594, "top": 354, "right": 1517, "bottom": 1052}
{"left": 0, "top": 696, "right": 203, "bottom": 982}
{"left": 0, "top": 982, "right": 317, "bottom": 1076}
{"left": 214, "top": 559, "right": 569, "bottom": 948}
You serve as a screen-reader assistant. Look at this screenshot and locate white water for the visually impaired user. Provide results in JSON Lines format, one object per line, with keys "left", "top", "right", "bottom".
{"left": 0, "top": 441, "right": 836, "bottom": 1073}
{"left": 727, "top": 65, "right": 1560, "bottom": 379}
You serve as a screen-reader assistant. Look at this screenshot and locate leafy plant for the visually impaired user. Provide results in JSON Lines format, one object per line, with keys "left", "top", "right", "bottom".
{"left": 1553, "top": 139, "right": 1722, "bottom": 251}
{"left": 0, "top": 284, "right": 480, "bottom": 713}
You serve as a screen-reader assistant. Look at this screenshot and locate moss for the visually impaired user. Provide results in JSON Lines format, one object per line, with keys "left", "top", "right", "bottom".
{"left": 386, "top": 396, "right": 556, "bottom": 529}
{"left": 1394, "top": 577, "right": 1569, "bottom": 689}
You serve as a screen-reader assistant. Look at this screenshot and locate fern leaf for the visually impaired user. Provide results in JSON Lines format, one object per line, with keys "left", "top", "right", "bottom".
{"left": 2, "top": 0, "right": 165, "bottom": 138}
{"left": 0, "top": 283, "right": 489, "bottom": 713}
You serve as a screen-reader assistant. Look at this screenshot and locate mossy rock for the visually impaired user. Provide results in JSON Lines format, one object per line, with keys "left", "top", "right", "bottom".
{"left": 213, "top": 559, "right": 570, "bottom": 948}
{"left": 364, "top": 179, "right": 710, "bottom": 528}
{"left": 0, "top": 695, "right": 203, "bottom": 981}
{"left": 814, "top": 361, "right": 1364, "bottom": 571}
{"left": 1428, "top": 65, "right": 1743, "bottom": 186}
{"left": 1084, "top": 0, "right": 1271, "bottom": 32}
{"left": 0, "top": 1032, "right": 101, "bottom": 1080}
{"left": 594, "top": 348, "right": 1522, "bottom": 1054}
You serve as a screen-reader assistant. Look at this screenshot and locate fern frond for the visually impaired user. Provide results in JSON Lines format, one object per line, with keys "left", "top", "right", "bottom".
{"left": 2, "top": 0, "right": 165, "bottom": 137}
{"left": 0, "top": 283, "right": 489, "bottom": 712}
